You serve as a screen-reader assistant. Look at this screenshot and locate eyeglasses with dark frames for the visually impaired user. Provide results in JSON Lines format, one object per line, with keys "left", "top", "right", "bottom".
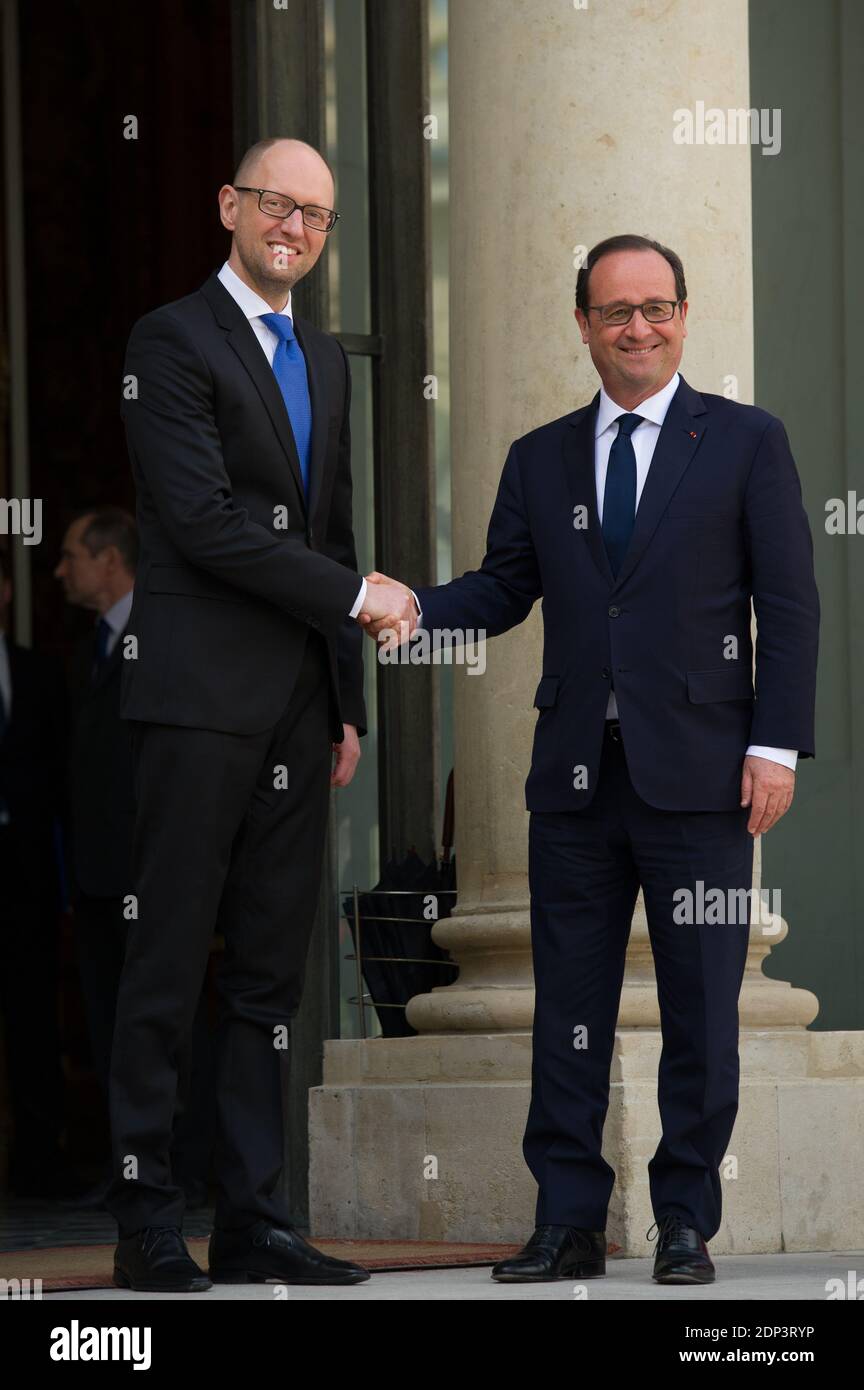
{"left": 234, "top": 186, "right": 339, "bottom": 232}
{"left": 588, "top": 300, "right": 681, "bottom": 326}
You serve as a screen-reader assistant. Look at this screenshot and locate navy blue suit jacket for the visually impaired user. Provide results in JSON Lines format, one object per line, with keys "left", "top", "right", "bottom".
{"left": 414, "top": 376, "right": 820, "bottom": 812}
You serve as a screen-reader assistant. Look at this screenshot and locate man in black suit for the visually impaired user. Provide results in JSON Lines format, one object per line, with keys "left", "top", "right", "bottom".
{"left": 57, "top": 509, "right": 138, "bottom": 1103}
{"left": 57, "top": 506, "right": 213, "bottom": 1209}
{"left": 0, "top": 547, "right": 77, "bottom": 1197}
{"left": 360, "top": 235, "right": 820, "bottom": 1285}
{"left": 107, "top": 138, "right": 411, "bottom": 1292}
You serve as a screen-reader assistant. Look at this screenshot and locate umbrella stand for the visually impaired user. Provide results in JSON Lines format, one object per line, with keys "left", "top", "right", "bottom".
{"left": 344, "top": 885, "right": 459, "bottom": 1038}
{"left": 341, "top": 772, "right": 458, "bottom": 1038}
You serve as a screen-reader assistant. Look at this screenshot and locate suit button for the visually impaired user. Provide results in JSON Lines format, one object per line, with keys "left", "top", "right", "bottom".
{"left": 601, "top": 667, "right": 610, "bottom": 679}
{"left": 608, "top": 605, "right": 620, "bottom": 618}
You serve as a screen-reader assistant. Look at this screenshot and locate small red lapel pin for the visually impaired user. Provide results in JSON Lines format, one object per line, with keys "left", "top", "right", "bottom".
{"left": 689, "top": 431, "right": 697, "bottom": 438}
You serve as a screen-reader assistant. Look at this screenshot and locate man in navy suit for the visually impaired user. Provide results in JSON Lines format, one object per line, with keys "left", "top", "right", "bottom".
{"left": 359, "top": 235, "right": 820, "bottom": 1284}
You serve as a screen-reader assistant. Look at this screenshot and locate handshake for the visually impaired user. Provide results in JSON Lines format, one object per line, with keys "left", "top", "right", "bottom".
{"left": 355, "top": 571, "right": 419, "bottom": 653}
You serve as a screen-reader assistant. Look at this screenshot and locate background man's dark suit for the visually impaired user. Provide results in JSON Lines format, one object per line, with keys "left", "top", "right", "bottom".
{"left": 106, "top": 270, "right": 366, "bottom": 1236}
{"left": 0, "top": 638, "right": 68, "bottom": 1193}
{"left": 66, "top": 619, "right": 135, "bottom": 1105}
{"left": 68, "top": 623, "right": 135, "bottom": 902}
{"left": 66, "top": 618, "right": 212, "bottom": 1198}
{"left": 415, "top": 375, "right": 819, "bottom": 1239}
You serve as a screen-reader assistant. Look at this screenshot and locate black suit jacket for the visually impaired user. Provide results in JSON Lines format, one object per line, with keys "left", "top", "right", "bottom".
{"left": 415, "top": 376, "right": 820, "bottom": 813}
{"left": 119, "top": 270, "right": 366, "bottom": 738}
{"left": 67, "top": 622, "right": 135, "bottom": 898}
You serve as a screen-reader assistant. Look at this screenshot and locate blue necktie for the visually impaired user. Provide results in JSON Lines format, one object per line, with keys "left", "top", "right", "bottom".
{"left": 91, "top": 617, "right": 111, "bottom": 684}
{"left": 602, "top": 413, "right": 643, "bottom": 577}
{"left": 259, "top": 313, "right": 312, "bottom": 497}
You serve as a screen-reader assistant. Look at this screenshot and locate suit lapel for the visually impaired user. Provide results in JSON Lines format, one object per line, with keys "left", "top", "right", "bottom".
{"left": 562, "top": 393, "right": 615, "bottom": 586}
{"left": 612, "top": 376, "right": 707, "bottom": 589}
{"left": 292, "top": 316, "right": 328, "bottom": 524}
{"left": 200, "top": 273, "right": 308, "bottom": 515}
{"left": 562, "top": 375, "right": 708, "bottom": 589}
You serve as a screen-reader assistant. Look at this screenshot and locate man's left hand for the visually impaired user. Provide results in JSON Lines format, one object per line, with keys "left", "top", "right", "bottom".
{"left": 740, "top": 755, "right": 795, "bottom": 835}
{"left": 332, "top": 724, "right": 361, "bottom": 787}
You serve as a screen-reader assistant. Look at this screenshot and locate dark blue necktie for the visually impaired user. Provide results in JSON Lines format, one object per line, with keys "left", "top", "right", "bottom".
{"left": 91, "top": 617, "right": 111, "bottom": 684}
{"left": 259, "top": 312, "right": 312, "bottom": 497}
{"left": 602, "top": 413, "right": 643, "bottom": 577}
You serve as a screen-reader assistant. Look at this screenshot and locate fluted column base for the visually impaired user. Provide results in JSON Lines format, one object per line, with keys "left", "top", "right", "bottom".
{"left": 407, "top": 894, "right": 819, "bottom": 1034}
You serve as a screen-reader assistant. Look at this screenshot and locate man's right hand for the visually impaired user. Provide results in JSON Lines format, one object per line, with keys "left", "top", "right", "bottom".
{"left": 356, "top": 571, "right": 418, "bottom": 652}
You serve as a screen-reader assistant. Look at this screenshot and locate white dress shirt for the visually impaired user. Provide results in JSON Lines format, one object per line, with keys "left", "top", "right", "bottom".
{"left": 415, "top": 371, "right": 797, "bottom": 772}
{"left": 216, "top": 261, "right": 366, "bottom": 619}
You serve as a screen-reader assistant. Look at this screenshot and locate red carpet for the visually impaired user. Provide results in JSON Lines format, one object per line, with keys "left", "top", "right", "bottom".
{"left": 0, "top": 1238, "right": 526, "bottom": 1291}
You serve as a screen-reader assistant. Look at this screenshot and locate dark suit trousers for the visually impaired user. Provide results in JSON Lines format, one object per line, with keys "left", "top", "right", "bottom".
{"left": 106, "top": 629, "right": 334, "bottom": 1236}
{"left": 523, "top": 719, "right": 753, "bottom": 1241}
{"left": 73, "top": 891, "right": 214, "bottom": 1191}
{"left": 71, "top": 894, "right": 130, "bottom": 1101}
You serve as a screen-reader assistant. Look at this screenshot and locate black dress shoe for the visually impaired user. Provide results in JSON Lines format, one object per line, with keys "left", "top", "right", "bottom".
{"left": 491, "top": 1225, "right": 606, "bottom": 1282}
{"left": 208, "top": 1221, "right": 371, "bottom": 1285}
{"left": 649, "top": 1214, "right": 715, "bottom": 1284}
{"left": 114, "top": 1226, "right": 213, "bottom": 1292}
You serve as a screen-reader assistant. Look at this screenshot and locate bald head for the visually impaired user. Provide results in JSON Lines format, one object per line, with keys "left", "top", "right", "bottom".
{"left": 232, "top": 137, "right": 335, "bottom": 191}
{"left": 219, "top": 137, "right": 337, "bottom": 308}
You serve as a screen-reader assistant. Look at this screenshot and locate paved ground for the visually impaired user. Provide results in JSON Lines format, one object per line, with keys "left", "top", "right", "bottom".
{"left": 42, "top": 1249, "right": 864, "bottom": 1300}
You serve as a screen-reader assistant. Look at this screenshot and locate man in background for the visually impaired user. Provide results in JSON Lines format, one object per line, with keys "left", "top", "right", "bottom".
{"left": 56, "top": 506, "right": 138, "bottom": 1114}
{"left": 0, "top": 546, "right": 76, "bottom": 1197}
{"left": 56, "top": 507, "right": 213, "bottom": 1208}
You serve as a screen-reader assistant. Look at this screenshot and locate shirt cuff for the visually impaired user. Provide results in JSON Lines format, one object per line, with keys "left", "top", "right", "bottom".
{"left": 745, "top": 745, "right": 798, "bottom": 771}
{"left": 348, "top": 577, "right": 367, "bottom": 619}
{"left": 410, "top": 589, "right": 423, "bottom": 628}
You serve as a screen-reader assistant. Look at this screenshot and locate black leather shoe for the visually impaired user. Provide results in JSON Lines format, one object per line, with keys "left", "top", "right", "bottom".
{"left": 209, "top": 1221, "right": 371, "bottom": 1285}
{"left": 491, "top": 1225, "right": 606, "bottom": 1282}
{"left": 114, "top": 1226, "right": 212, "bottom": 1292}
{"left": 649, "top": 1214, "right": 715, "bottom": 1284}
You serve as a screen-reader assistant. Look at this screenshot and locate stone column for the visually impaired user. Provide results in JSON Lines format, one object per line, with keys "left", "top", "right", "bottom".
{"left": 309, "top": 0, "right": 863, "bottom": 1252}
